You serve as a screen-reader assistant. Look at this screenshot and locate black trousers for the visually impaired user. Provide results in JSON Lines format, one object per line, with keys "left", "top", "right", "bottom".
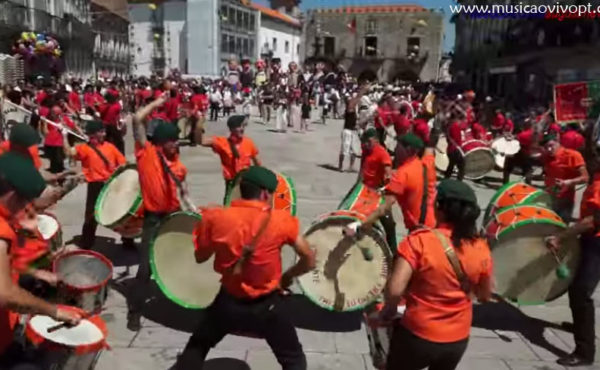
{"left": 128, "top": 211, "right": 167, "bottom": 314}
{"left": 569, "top": 234, "right": 600, "bottom": 361}
{"left": 503, "top": 150, "right": 533, "bottom": 184}
{"left": 105, "top": 125, "right": 125, "bottom": 154}
{"left": 444, "top": 150, "right": 465, "bottom": 181}
{"left": 174, "top": 289, "right": 306, "bottom": 370}
{"left": 379, "top": 211, "right": 397, "bottom": 254}
{"left": 210, "top": 103, "right": 220, "bottom": 121}
{"left": 376, "top": 127, "right": 387, "bottom": 146}
{"left": 80, "top": 182, "right": 135, "bottom": 250}
{"left": 386, "top": 325, "right": 469, "bottom": 370}
{"left": 44, "top": 145, "right": 64, "bottom": 174}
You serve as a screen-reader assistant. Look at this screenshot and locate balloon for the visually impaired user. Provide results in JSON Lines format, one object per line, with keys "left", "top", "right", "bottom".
{"left": 37, "top": 34, "right": 45, "bottom": 41}
{"left": 148, "top": 3, "right": 157, "bottom": 10}
{"left": 21, "top": 32, "right": 29, "bottom": 41}
{"left": 29, "top": 32, "right": 35, "bottom": 40}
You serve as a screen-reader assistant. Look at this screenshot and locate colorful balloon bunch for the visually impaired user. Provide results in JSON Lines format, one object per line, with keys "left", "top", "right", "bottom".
{"left": 12, "top": 32, "right": 62, "bottom": 58}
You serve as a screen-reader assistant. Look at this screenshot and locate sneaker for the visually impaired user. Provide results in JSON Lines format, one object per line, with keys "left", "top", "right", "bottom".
{"left": 556, "top": 353, "right": 593, "bottom": 367}
{"left": 127, "top": 312, "right": 142, "bottom": 331}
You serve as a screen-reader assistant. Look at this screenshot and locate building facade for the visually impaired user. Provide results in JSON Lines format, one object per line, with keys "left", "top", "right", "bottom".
{"left": 129, "top": 1, "right": 186, "bottom": 77}
{"left": 0, "top": 0, "right": 95, "bottom": 79}
{"left": 92, "top": 0, "right": 130, "bottom": 78}
{"left": 304, "top": 4, "right": 444, "bottom": 82}
{"left": 251, "top": 2, "right": 301, "bottom": 68}
{"left": 452, "top": 0, "right": 600, "bottom": 109}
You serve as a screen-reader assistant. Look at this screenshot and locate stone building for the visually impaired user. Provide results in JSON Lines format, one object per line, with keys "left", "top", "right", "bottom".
{"left": 0, "top": 0, "right": 95, "bottom": 78}
{"left": 92, "top": 0, "right": 130, "bottom": 77}
{"left": 304, "top": 4, "right": 444, "bottom": 83}
{"left": 452, "top": 0, "right": 600, "bottom": 109}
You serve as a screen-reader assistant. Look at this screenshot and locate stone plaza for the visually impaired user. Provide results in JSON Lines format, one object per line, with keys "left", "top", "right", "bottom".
{"left": 45, "top": 114, "right": 600, "bottom": 370}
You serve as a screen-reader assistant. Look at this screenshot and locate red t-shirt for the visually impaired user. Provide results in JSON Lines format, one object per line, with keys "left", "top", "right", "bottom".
{"left": 413, "top": 119, "right": 430, "bottom": 144}
{"left": 560, "top": 130, "right": 585, "bottom": 151}
{"left": 447, "top": 121, "right": 463, "bottom": 153}
{"left": 503, "top": 119, "right": 514, "bottom": 134}
{"left": 190, "top": 94, "right": 208, "bottom": 115}
{"left": 361, "top": 143, "right": 392, "bottom": 188}
{"left": 100, "top": 102, "right": 121, "bottom": 126}
{"left": 44, "top": 114, "right": 75, "bottom": 147}
{"left": 470, "top": 122, "right": 486, "bottom": 140}
{"left": 517, "top": 128, "right": 534, "bottom": 155}
{"left": 547, "top": 123, "right": 561, "bottom": 136}
{"left": 394, "top": 114, "right": 412, "bottom": 137}
{"left": 492, "top": 113, "right": 505, "bottom": 130}
{"left": 164, "top": 95, "right": 181, "bottom": 122}
{"left": 375, "top": 106, "right": 391, "bottom": 129}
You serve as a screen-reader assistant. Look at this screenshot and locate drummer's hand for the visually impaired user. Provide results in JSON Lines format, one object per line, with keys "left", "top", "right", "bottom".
{"left": 343, "top": 221, "right": 362, "bottom": 238}
{"left": 556, "top": 179, "right": 573, "bottom": 190}
{"left": 545, "top": 235, "right": 560, "bottom": 252}
{"left": 54, "top": 307, "right": 84, "bottom": 326}
{"left": 34, "top": 270, "right": 59, "bottom": 286}
{"left": 280, "top": 272, "right": 294, "bottom": 290}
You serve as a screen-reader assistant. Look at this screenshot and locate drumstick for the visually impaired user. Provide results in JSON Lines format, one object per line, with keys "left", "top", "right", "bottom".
{"left": 46, "top": 311, "right": 94, "bottom": 333}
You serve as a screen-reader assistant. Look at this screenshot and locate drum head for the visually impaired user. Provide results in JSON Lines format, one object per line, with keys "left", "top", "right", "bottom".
{"left": 225, "top": 171, "right": 297, "bottom": 216}
{"left": 37, "top": 214, "right": 59, "bottom": 240}
{"left": 297, "top": 216, "right": 392, "bottom": 312}
{"left": 28, "top": 316, "right": 103, "bottom": 346}
{"left": 464, "top": 148, "right": 495, "bottom": 180}
{"left": 54, "top": 251, "right": 112, "bottom": 290}
{"left": 95, "top": 165, "right": 141, "bottom": 227}
{"left": 434, "top": 136, "right": 449, "bottom": 171}
{"left": 150, "top": 212, "right": 221, "bottom": 309}
{"left": 491, "top": 221, "right": 580, "bottom": 304}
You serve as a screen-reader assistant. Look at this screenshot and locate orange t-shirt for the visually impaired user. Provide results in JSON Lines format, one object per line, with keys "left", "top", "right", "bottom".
{"left": 212, "top": 136, "right": 259, "bottom": 180}
{"left": 135, "top": 141, "right": 187, "bottom": 213}
{"left": 385, "top": 156, "right": 435, "bottom": 231}
{"left": 0, "top": 206, "right": 18, "bottom": 355}
{"left": 0, "top": 142, "right": 42, "bottom": 170}
{"left": 544, "top": 147, "right": 586, "bottom": 200}
{"left": 421, "top": 152, "right": 437, "bottom": 228}
{"left": 398, "top": 226, "right": 492, "bottom": 343}
{"left": 361, "top": 143, "right": 392, "bottom": 188}
{"left": 194, "top": 199, "right": 299, "bottom": 299}
{"left": 75, "top": 141, "right": 126, "bottom": 183}
{"left": 580, "top": 174, "right": 600, "bottom": 236}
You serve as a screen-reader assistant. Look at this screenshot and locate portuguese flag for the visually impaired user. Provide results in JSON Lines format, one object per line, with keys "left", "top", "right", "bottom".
{"left": 554, "top": 81, "right": 600, "bottom": 124}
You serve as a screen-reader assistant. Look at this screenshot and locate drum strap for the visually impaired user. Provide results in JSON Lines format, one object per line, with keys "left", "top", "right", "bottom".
{"left": 419, "top": 163, "right": 429, "bottom": 226}
{"left": 431, "top": 229, "right": 471, "bottom": 294}
{"left": 157, "top": 150, "right": 189, "bottom": 210}
{"left": 231, "top": 209, "right": 272, "bottom": 276}
{"left": 88, "top": 144, "right": 111, "bottom": 171}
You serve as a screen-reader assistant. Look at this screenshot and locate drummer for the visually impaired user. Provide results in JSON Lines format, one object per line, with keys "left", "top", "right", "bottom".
{"left": 62, "top": 120, "right": 132, "bottom": 250}
{"left": 546, "top": 163, "right": 600, "bottom": 367}
{"left": 0, "top": 152, "right": 82, "bottom": 367}
{"left": 379, "top": 179, "right": 492, "bottom": 370}
{"left": 502, "top": 120, "right": 535, "bottom": 185}
{"left": 444, "top": 113, "right": 466, "bottom": 181}
{"left": 128, "top": 93, "right": 192, "bottom": 331}
{"left": 347, "top": 134, "right": 435, "bottom": 249}
{"left": 560, "top": 122, "right": 585, "bottom": 152}
{"left": 196, "top": 115, "right": 261, "bottom": 199}
{"left": 359, "top": 128, "right": 394, "bottom": 247}
{"left": 173, "top": 166, "right": 315, "bottom": 370}
{"left": 541, "top": 134, "right": 588, "bottom": 222}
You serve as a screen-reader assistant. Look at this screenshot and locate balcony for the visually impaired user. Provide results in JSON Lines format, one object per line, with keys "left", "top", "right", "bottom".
{"left": 0, "top": 2, "right": 31, "bottom": 29}
{"left": 152, "top": 57, "right": 165, "bottom": 69}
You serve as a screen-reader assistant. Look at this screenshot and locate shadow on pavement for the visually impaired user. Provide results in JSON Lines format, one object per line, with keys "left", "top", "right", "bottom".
{"left": 111, "top": 278, "right": 201, "bottom": 333}
{"left": 89, "top": 236, "right": 139, "bottom": 268}
{"left": 281, "top": 294, "right": 363, "bottom": 333}
{"left": 204, "top": 358, "right": 250, "bottom": 370}
{"left": 317, "top": 163, "right": 341, "bottom": 172}
{"left": 473, "top": 301, "right": 570, "bottom": 358}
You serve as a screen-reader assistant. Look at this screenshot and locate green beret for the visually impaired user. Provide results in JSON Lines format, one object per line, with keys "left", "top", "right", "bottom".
{"left": 361, "top": 128, "right": 377, "bottom": 142}
{"left": 541, "top": 133, "right": 558, "bottom": 145}
{"left": 437, "top": 179, "right": 478, "bottom": 206}
{"left": 241, "top": 166, "right": 278, "bottom": 192}
{"left": 152, "top": 122, "right": 180, "bottom": 144}
{"left": 227, "top": 115, "right": 247, "bottom": 129}
{"left": 9, "top": 123, "right": 40, "bottom": 148}
{"left": 399, "top": 133, "right": 424, "bottom": 150}
{"left": 85, "top": 120, "right": 105, "bottom": 135}
{"left": 0, "top": 152, "right": 46, "bottom": 200}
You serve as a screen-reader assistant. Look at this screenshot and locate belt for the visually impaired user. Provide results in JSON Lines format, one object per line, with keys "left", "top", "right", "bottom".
{"left": 221, "top": 288, "right": 280, "bottom": 304}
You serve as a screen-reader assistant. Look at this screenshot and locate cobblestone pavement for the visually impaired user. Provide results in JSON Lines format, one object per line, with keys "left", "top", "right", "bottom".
{"left": 46, "top": 113, "right": 600, "bottom": 370}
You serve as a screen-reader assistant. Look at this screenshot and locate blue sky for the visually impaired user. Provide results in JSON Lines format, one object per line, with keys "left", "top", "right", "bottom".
{"left": 255, "top": 0, "right": 455, "bottom": 52}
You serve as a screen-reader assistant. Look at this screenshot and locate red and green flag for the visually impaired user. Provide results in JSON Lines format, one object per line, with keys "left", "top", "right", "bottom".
{"left": 554, "top": 81, "right": 600, "bottom": 124}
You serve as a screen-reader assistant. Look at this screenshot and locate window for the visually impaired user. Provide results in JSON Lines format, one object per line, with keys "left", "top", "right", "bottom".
{"left": 243, "top": 38, "right": 249, "bottom": 55}
{"left": 229, "top": 36, "right": 235, "bottom": 53}
{"left": 365, "top": 36, "right": 377, "bottom": 56}
{"left": 249, "top": 14, "right": 255, "bottom": 29}
{"left": 407, "top": 37, "right": 420, "bottom": 56}
{"left": 236, "top": 37, "right": 242, "bottom": 53}
{"left": 366, "top": 19, "right": 377, "bottom": 34}
{"left": 220, "top": 5, "right": 228, "bottom": 22}
{"left": 285, "top": 40, "right": 289, "bottom": 53}
{"left": 243, "top": 13, "right": 249, "bottom": 29}
{"left": 222, "top": 34, "right": 229, "bottom": 52}
{"left": 237, "top": 10, "right": 243, "bottom": 28}
{"left": 249, "top": 39, "right": 255, "bottom": 56}
{"left": 228, "top": 7, "right": 235, "bottom": 25}
{"left": 324, "top": 36, "right": 335, "bottom": 56}
{"left": 297, "top": 43, "right": 300, "bottom": 55}
{"left": 273, "top": 37, "right": 278, "bottom": 51}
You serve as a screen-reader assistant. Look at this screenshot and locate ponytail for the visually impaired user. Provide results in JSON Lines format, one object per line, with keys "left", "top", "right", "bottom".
{"left": 439, "top": 198, "right": 481, "bottom": 247}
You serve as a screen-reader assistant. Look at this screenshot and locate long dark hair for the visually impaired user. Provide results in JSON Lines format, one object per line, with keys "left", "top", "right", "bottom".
{"left": 438, "top": 198, "right": 481, "bottom": 247}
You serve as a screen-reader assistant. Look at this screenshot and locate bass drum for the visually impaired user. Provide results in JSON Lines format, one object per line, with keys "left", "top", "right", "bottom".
{"left": 151, "top": 212, "right": 221, "bottom": 309}
{"left": 297, "top": 210, "right": 392, "bottom": 312}
{"left": 462, "top": 140, "right": 495, "bottom": 180}
{"left": 224, "top": 170, "right": 297, "bottom": 215}
{"left": 434, "top": 135, "right": 449, "bottom": 172}
{"left": 483, "top": 182, "right": 552, "bottom": 226}
{"left": 485, "top": 205, "right": 580, "bottom": 305}
{"left": 338, "top": 181, "right": 383, "bottom": 217}
{"left": 491, "top": 136, "right": 520, "bottom": 169}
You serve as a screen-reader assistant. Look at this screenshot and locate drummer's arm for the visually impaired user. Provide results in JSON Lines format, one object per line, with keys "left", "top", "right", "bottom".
{"left": 133, "top": 94, "right": 168, "bottom": 145}
{"left": 383, "top": 257, "right": 413, "bottom": 308}
{"left": 61, "top": 129, "right": 77, "bottom": 158}
{"left": 361, "top": 194, "right": 396, "bottom": 232}
{"left": 0, "top": 242, "right": 56, "bottom": 318}
{"left": 281, "top": 235, "right": 316, "bottom": 289}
